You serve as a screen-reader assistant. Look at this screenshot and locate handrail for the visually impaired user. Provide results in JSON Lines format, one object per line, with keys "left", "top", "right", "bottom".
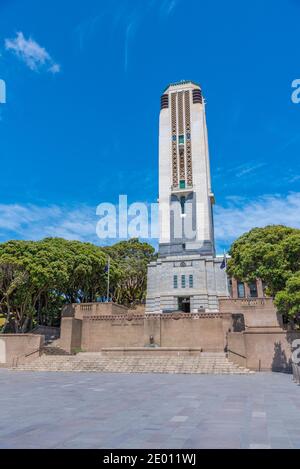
{"left": 227, "top": 349, "right": 247, "bottom": 359}
{"left": 12, "top": 347, "right": 42, "bottom": 368}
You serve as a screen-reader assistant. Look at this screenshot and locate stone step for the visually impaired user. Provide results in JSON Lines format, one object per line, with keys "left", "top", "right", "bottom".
{"left": 42, "top": 346, "right": 71, "bottom": 356}
{"left": 12, "top": 352, "right": 254, "bottom": 374}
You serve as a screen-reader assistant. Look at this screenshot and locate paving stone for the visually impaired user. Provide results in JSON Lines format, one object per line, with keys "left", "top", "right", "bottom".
{"left": 11, "top": 352, "right": 253, "bottom": 374}
{"left": 249, "top": 443, "right": 272, "bottom": 449}
{"left": 170, "top": 416, "right": 188, "bottom": 422}
{"left": 0, "top": 370, "right": 299, "bottom": 449}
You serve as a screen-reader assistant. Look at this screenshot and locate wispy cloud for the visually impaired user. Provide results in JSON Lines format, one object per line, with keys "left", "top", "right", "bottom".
{"left": 216, "top": 161, "right": 266, "bottom": 179}
{"left": 234, "top": 162, "right": 266, "bottom": 178}
{"left": 74, "top": 0, "right": 181, "bottom": 72}
{"left": 214, "top": 192, "right": 300, "bottom": 250}
{"left": 5, "top": 32, "right": 60, "bottom": 74}
{"left": 0, "top": 192, "right": 299, "bottom": 250}
{"left": 287, "top": 174, "right": 300, "bottom": 183}
{"left": 75, "top": 14, "right": 104, "bottom": 52}
{"left": 0, "top": 204, "right": 97, "bottom": 243}
{"left": 124, "top": 21, "right": 135, "bottom": 73}
{"left": 159, "top": 0, "right": 180, "bottom": 17}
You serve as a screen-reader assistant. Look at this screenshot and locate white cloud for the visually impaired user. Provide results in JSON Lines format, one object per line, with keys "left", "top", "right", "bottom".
{"left": 214, "top": 192, "right": 300, "bottom": 247}
{"left": 5, "top": 32, "right": 60, "bottom": 74}
{"left": 159, "top": 0, "right": 180, "bottom": 17}
{"left": 0, "top": 192, "right": 299, "bottom": 250}
{"left": 0, "top": 204, "right": 97, "bottom": 243}
{"left": 74, "top": 0, "right": 181, "bottom": 72}
{"left": 234, "top": 162, "right": 266, "bottom": 178}
{"left": 48, "top": 63, "right": 61, "bottom": 74}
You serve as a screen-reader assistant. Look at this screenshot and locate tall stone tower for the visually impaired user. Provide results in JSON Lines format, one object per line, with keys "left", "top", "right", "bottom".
{"left": 146, "top": 81, "right": 228, "bottom": 314}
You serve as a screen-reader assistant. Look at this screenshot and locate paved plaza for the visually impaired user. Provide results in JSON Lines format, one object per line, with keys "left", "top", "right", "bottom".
{"left": 0, "top": 370, "right": 299, "bottom": 449}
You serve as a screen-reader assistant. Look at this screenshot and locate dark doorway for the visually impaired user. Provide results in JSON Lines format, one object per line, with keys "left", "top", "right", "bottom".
{"left": 232, "top": 314, "right": 245, "bottom": 332}
{"left": 178, "top": 297, "right": 191, "bottom": 313}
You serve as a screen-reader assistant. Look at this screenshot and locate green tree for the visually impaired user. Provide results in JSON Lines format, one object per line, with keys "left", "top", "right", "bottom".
{"left": 105, "top": 238, "right": 156, "bottom": 307}
{"left": 0, "top": 262, "right": 29, "bottom": 332}
{"left": 0, "top": 239, "right": 70, "bottom": 331}
{"left": 275, "top": 273, "right": 300, "bottom": 321}
{"left": 227, "top": 225, "right": 300, "bottom": 320}
{"left": 0, "top": 237, "right": 157, "bottom": 330}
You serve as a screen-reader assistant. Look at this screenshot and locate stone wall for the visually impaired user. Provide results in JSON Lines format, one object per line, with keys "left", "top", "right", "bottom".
{"left": 221, "top": 298, "right": 300, "bottom": 371}
{"left": 219, "top": 298, "right": 280, "bottom": 328}
{"left": 59, "top": 300, "right": 300, "bottom": 371}
{"left": 0, "top": 334, "right": 44, "bottom": 366}
{"left": 81, "top": 315, "right": 145, "bottom": 351}
{"left": 60, "top": 303, "right": 145, "bottom": 352}
{"left": 60, "top": 303, "right": 228, "bottom": 353}
{"left": 228, "top": 330, "right": 300, "bottom": 372}
{"left": 226, "top": 333, "right": 247, "bottom": 368}
{"left": 60, "top": 318, "right": 82, "bottom": 353}
{"left": 159, "top": 313, "right": 224, "bottom": 350}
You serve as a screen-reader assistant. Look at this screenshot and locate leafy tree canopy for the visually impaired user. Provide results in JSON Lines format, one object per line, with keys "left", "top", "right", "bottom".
{"left": 227, "top": 225, "right": 300, "bottom": 320}
{"left": 0, "top": 237, "right": 156, "bottom": 332}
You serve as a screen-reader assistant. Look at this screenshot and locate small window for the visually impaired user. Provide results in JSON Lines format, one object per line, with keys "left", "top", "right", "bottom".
{"left": 179, "top": 135, "right": 184, "bottom": 144}
{"left": 237, "top": 282, "right": 245, "bottom": 298}
{"left": 181, "top": 275, "right": 186, "bottom": 288}
{"left": 180, "top": 196, "right": 185, "bottom": 214}
{"left": 192, "top": 89, "right": 202, "bottom": 104}
{"left": 180, "top": 180, "right": 186, "bottom": 189}
{"left": 160, "top": 94, "right": 169, "bottom": 110}
{"left": 173, "top": 275, "right": 178, "bottom": 289}
{"left": 249, "top": 281, "right": 258, "bottom": 298}
{"left": 189, "top": 275, "right": 193, "bottom": 288}
{"left": 228, "top": 279, "right": 233, "bottom": 297}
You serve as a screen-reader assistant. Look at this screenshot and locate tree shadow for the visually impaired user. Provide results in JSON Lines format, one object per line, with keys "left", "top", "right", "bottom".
{"left": 272, "top": 341, "right": 292, "bottom": 373}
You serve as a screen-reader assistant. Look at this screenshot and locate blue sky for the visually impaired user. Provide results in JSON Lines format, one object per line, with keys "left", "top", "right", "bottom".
{"left": 0, "top": 0, "right": 300, "bottom": 252}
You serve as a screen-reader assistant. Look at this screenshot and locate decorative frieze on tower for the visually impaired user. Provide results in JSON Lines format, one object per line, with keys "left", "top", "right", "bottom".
{"left": 146, "top": 80, "right": 228, "bottom": 314}
{"left": 167, "top": 88, "right": 194, "bottom": 188}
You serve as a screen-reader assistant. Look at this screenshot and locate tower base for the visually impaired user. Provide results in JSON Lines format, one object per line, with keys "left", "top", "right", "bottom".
{"left": 146, "top": 254, "right": 228, "bottom": 314}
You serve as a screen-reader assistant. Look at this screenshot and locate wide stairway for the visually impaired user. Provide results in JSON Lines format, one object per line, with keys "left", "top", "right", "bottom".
{"left": 12, "top": 351, "right": 253, "bottom": 374}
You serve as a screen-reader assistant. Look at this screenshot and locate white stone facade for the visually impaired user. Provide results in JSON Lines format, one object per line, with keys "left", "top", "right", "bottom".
{"left": 146, "top": 81, "right": 228, "bottom": 313}
{"left": 158, "top": 81, "right": 215, "bottom": 255}
{"left": 146, "top": 255, "right": 228, "bottom": 313}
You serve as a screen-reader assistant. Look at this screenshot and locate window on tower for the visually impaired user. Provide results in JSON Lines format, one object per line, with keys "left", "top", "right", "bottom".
{"left": 249, "top": 281, "right": 258, "bottom": 298}
{"left": 237, "top": 282, "right": 245, "bottom": 298}
{"left": 180, "top": 180, "right": 186, "bottom": 189}
{"left": 192, "top": 89, "right": 202, "bottom": 104}
{"left": 179, "top": 135, "right": 185, "bottom": 144}
{"left": 173, "top": 275, "right": 178, "bottom": 289}
{"left": 160, "top": 94, "right": 169, "bottom": 110}
{"left": 181, "top": 275, "right": 186, "bottom": 288}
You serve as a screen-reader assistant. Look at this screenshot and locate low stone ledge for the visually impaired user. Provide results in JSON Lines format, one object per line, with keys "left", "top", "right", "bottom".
{"left": 100, "top": 347, "right": 222, "bottom": 356}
